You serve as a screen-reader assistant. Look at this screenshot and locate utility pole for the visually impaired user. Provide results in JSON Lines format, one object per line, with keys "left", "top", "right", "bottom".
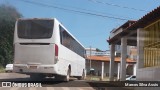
{"left": 89, "top": 46, "right": 92, "bottom": 70}
{"left": 89, "top": 46, "right": 92, "bottom": 80}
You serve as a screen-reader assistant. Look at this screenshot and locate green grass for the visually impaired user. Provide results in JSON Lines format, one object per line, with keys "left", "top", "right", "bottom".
{"left": 0, "top": 66, "right": 5, "bottom": 73}
{"left": 85, "top": 75, "right": 109, "bottom": 81}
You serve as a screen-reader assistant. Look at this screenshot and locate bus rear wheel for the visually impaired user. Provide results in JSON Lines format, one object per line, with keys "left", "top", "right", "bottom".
{"left": 55, "top": 69, "right": 70, "bottom": 82}
{"left": 77, "top": 70, "right": 85, "bottom": 80}
{"left": 64, "top": 69, "right": 70, "bottom": 81}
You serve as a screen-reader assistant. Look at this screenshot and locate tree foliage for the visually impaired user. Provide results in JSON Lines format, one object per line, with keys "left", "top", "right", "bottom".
{"left": 0, "top": 4, "right": 22, "bottom": 67}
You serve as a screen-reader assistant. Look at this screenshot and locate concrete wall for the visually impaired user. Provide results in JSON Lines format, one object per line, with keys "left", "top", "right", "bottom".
{"left": 137, "top": 67, "right": 160, "bottom": 81}
{"left": 135, "top": 67, "right": 160, "bottom": 90}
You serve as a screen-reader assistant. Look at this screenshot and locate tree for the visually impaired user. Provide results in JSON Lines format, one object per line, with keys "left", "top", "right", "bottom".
{"left": 96, "top": 48, "right": 102, "bottom": 52}
{"left": 0, "top": 4, "right": 22, "bottom": 67}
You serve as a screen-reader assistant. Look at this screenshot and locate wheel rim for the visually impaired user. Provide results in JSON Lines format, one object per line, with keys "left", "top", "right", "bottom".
{"left": 82, "top": 71, "right": 85, "bottom": 79}
{"left": 66, "top": 69, "right": 70, "bottom": 81}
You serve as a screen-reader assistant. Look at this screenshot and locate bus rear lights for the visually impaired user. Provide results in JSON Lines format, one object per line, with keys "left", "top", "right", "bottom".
{"left": 54, "top": 44, "right": 59, "bottom": 64}
{"left": 55, "top": 44, "right": 58, "bottom": 57}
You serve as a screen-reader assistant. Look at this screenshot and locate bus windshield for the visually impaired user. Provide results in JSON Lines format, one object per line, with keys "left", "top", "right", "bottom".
{"left": 17, "top": 19, "right": 54, "bottom": 39}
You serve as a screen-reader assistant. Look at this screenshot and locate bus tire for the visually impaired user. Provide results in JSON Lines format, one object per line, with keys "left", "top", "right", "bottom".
{"left": 77, "top": 70, "right": 85, "bottom": 80}
{"left": 64, "top": 69, "right": 70, "bottom": 81}
{"left": 55, "top": 69, "right": 70, "bottom": 81}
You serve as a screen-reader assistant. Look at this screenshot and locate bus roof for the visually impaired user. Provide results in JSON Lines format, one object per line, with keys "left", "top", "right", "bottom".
{"left": 17, "top": 18, "right": 55, "bottom": 21}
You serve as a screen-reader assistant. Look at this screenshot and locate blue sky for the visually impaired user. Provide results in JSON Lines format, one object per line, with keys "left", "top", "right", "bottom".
{"left": 0, "top": 0, "right": 160, "bottom": 50}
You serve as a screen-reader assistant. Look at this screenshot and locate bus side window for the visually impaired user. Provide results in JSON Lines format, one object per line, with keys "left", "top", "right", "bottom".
{"left": 59, "top": 25, "right": 63, "bottom": 44}
{"left": 59, "top": 25, "right": 85, "bottom": 57}
{"left": 59, "top": 25, "right": 70, "bottom": 48}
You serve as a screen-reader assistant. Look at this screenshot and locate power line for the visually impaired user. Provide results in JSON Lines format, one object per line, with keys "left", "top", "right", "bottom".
{"left": 88, "top": 0, "right": 149, "bottom": 12}
{"left": 18, "top": 0, "right": 129, "bottom": 21}
{"left": 39, "top": 0, "right": 134, "bottom": 20}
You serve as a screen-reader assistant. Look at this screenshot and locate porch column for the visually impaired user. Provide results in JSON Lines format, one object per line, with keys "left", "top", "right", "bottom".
{"left": 117, "top": 63, "right": 120, "bottom": 80}
{"left": 133, "top": 64, "right": 136, "bottom": 75}
{"left": 137, "top": 28, "right": 144, "bottom": 69}
{"left": 101, "top": 62, "right": 104, "bottom": 80}
{"left": 120, "top": 37, "right": 127, "bottom": 81}
{"left": 109, "top": 44, "right": 115, "bottom": 81}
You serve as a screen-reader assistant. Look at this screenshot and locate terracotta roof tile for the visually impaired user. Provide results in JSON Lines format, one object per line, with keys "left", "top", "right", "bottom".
{"left": 86, "top": 56, "right": 136, "bottom": 63}
{"left": 126, "top": 6, "right": 160, "bottom": 30}
{"left": 107, "top": 6, "right": 160, "bottom": 44}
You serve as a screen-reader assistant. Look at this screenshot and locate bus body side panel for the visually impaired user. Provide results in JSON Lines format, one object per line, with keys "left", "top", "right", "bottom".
{"left": 55, "top": 21, "right": 86, "bottom": 77}
{"left": 54, "top": 42, "right": 85, "bottom": 77}
{"left": 57, "top": 44, "right": 78, "bottom": 76}
{"left": 13, "top": 19, "right": 58, "bottom": 74}
{"left": 13, "top": 43, "right": 58, "bottom": 74}
{"left": 14, "top": 43, "right": 55, "bottom": 64}
{"left": 48, "top": 21, "right": 71, "bottom": 76}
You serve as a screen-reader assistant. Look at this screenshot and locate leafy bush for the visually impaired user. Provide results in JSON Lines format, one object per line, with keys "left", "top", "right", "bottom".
{"left": 0, "top": 4, "right": 22, "bottom": 67}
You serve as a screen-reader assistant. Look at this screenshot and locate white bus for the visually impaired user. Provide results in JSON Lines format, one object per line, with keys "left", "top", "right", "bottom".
{"left": 13, "top": 18, "right": 86, "bottom": 81}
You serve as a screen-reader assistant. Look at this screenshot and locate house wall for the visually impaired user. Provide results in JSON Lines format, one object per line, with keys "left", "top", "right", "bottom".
{"left": 136, "top": 20, "right": 160, "bottom": 90}
{"left": 86, "top": 49, "right": 110, "bottom": 56}
{"left": 137, "top": 19, "right": 160, "bottom": 79}
{"left": 143, "top": 20, "right": 160, "bottom": 67}
{"left": 86, "top": 60, "right": 118, "bottom": 76}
